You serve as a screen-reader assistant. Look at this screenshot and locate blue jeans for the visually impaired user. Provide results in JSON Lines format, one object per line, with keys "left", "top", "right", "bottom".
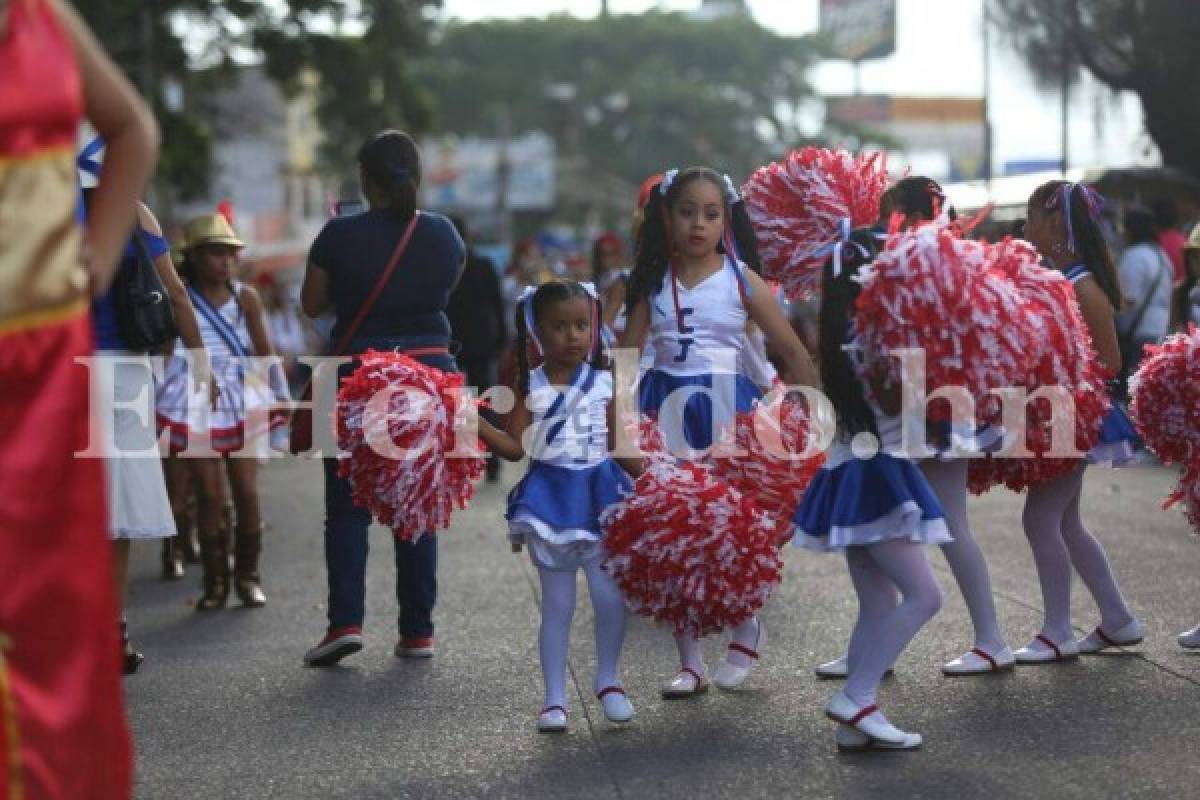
{"left": 322, "top": 335, "right": 456, "bottom": 637}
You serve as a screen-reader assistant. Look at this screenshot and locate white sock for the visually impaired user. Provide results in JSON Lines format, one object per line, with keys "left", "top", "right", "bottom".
{"left": 583, "top": 559, "right": 627, "bottom": 692}
{"left": 922, "top": 459, "right": 1007, "bottom": 653}
{"left": 843, "top": 541, "right": 942, "bottom": 707}
{"left": 1021, "top": 470, "right": 1078, "bottom": 644}
{"left": 537, "top": 567, "right": 577, "bottom": 709}
{"left": 673, "top": 632, "right": 705, "bottom": 675}
{"left": 1060, "top": 466, "right": 1135, "bottom": 632}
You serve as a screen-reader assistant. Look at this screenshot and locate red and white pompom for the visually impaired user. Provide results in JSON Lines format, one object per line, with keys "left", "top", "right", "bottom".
{"left": 711, "top": 393, "right": 826, "bottom": 537}
{"left": 853, "top": 223, "right": 1036, "bottom": 424}
{"left": 968, "top": 253, "right": 1110, "bottom": 494}
{"left": 1130, "top": 325, "right": 1200, "bottom": 535}
{"left": 621, "top": 412, "right": 674, "bottom": 469}
{"left": 742, "top": 146, "right": 889, "bottom": 300}
{"left": 336, "top": 351, "right": 488, "bottom": 540}
{"left": 601, "top": 461, "right": 784, "bottom": 637}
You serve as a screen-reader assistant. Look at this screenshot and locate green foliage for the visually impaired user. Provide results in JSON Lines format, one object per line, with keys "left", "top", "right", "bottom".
{"left": 415, "top": 12, "right": 822, "bottom": 198}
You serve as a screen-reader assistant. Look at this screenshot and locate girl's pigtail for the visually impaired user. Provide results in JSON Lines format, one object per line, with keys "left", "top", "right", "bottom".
{"left": 514, "top": 303, "right": 531, "bottom": 397}
{"left": 627, "top": 187, "right": 671, "bottom": 314}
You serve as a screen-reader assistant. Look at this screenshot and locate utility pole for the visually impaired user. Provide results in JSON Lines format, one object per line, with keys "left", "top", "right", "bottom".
{"left": 495, "top": 107, "right": 512, "bottom": 247}
{"left": 1061, "top": 51, "right": 1070, "bottom": 176}
{"left": 982, "top": 0, "right": 993, "bottom": 186}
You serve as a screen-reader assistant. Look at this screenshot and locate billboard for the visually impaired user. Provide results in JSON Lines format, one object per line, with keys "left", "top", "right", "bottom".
{"left": 420, "top": 133, "right": 555, "bottom": 212}
{"left": 819, "top": 0, "right": 897, "bottom": 62}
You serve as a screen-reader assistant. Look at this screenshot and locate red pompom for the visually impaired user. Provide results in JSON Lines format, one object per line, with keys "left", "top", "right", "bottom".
{"left": 711, "top": 393, "right": 826, "bottom": 537}
{"left": 967, "top": 251, "right": 1110, "bottom": 494}
{"left": 854, "top": 223, "right": 1036, "bottom": 425}
{"left": 336, "top": 351, "right": 487, "bottom": 540}
{"left": 620, "top": 412, "right": 674, "bottom": 469}
{"left": 1130, "top": 325, "right": 1200, "bottom": 535}
{"left": 742, "top": 147, "right": 889, "bottom": 300}
{"left": 601, "top": 461, "right": 784, "bottom": 637}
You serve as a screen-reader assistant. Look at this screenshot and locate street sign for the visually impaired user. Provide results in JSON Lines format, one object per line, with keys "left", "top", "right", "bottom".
{"left": 819, "top": 0, "right": 897, "bottom": 62}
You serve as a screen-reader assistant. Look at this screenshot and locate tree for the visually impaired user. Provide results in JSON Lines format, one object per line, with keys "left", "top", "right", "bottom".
{"left": 414, "top": 12, "right": 823, "bottom": 219}
{"left": 75, "top": 1, "right": 440, "bottom": 195}
{"left": 993, "top": 0, "right": 1200, "bottom": 177}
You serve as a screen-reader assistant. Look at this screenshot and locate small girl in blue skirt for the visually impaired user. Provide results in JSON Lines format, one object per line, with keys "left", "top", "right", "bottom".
{"left": 792, "top": 228, "right": 948, "bottom": 751}
{"left": 478, "top": 280, "right": 643, "bottom": 733}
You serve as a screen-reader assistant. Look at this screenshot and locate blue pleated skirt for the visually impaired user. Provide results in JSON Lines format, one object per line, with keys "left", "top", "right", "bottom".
{"left": 637, "top": 369, "right": 761, "bottom": 451}
{"left": 506, "top": 459, "right": 633, "bottom": 570}
{"left": 792, "top": 444, "right": 951, "bottom": 552}
{"left": 1087, "top": 404, "right": 1138, "bottom": 467}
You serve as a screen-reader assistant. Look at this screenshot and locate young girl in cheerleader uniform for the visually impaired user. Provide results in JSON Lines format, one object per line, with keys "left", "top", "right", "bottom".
{"left": 816, "top": 177, "right": 1015, "bottom": 679}
{"left": 620, "top": 166, "right": 817, "bottom": 696}
{"left": 478, "top": 280, "right": 643, "bottom": 733}
{"left": 793, "top": 228, "right": 948, "bottom": 751}
{"left": 1011, "top": 181, "right": 1144, "bottom": 663}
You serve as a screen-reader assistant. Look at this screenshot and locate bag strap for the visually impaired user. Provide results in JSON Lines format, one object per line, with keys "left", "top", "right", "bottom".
{"left": 330, "top": 211, "right": 421, "bottom": 357}
{"left": 1120, "top": 247, "right": 1169, "bottom": 339}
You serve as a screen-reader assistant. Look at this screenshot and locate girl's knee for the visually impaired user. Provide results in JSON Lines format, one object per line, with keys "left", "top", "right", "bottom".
{"left": 910, "top": 582, "right": 943, "bottom": 620}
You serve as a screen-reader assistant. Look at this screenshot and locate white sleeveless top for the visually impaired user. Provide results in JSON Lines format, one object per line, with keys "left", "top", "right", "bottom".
{"left": 525, "top": 364, "right": 611, "bottom": 470}
{"left": 182, "top": 280, "right": 253, "bottom": 363}
{"left": 648, "top": 256, "right": 748, "bottom": 376}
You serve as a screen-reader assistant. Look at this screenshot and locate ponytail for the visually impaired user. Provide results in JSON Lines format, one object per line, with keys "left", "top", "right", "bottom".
{"left": 817, "top": 228, "right": 882, "bottom": 437}
{"left": 1032, "top": 180, "right": 1123, "bottom": 310}
{"left": 358, "top": 130, "right": 421, "bottom": 223}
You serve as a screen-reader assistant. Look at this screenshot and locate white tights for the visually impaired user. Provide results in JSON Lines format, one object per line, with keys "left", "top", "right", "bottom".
{"left": 537, "top": 560, "right": 627, "bottom": 709}
{"left": 921, "top": 459, "right": 1008, "bottom": 653}
{"left": 844, "top": 540, "right": 943, "bottom": 707}
{"left": 1021, "top": 464, "right": 1135, "bottom": 643}
{"left": 672, "top": 616, "right": 761, "bottom": 674}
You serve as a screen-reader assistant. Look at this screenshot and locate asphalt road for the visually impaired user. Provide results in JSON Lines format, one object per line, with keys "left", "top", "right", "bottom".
{"left": 124, "top": 457, "right": 1200, "bottom": 799}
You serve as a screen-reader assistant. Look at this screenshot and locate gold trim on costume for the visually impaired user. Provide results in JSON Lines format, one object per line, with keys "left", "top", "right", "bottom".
{"left": 0, "top": 151, "right": 88, "bottom": 328}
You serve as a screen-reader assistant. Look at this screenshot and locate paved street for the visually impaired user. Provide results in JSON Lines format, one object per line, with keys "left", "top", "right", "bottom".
{"left": 125, "top": 458, "right": 1200, "bottom": 799}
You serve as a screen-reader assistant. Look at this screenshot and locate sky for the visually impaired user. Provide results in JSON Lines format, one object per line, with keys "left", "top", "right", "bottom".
{"left": 438, "top": 0, "right": 1157, "bottom": 177}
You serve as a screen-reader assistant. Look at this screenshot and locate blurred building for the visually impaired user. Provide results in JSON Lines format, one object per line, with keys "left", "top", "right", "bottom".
{"left": 174, "top": 66, "right": 327, "bottom": 281}
{"left": 826, "top": 94, "right": 986, "bottom": 182}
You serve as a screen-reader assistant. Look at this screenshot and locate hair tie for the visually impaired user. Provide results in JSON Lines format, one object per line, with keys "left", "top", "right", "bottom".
{"left": 1045, "top": 182, "right": 1105, "bottom": 254}
{"left": 659, "top": 168, "right": 679, "bottom": 197}
{"left": 721, "top": 174, "right": 742, "bottom": 205}
{"left": 518, "top": 286, "right": 544, "bottom": 357}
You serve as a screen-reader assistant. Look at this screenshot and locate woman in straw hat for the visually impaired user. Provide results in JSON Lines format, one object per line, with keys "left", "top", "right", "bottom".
{"left": 158, "top": 213, "right": 289, "bottom": 611}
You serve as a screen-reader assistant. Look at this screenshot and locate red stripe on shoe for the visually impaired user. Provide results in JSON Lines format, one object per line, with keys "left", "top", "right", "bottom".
{"left": 728, "top": 642, "right": 760, "bottom": 660}
{"left": 596, "top": 686, "right": 626, "bottom": 700}
{"left": 848, "top": 704, "right": 879, "bottom": 726}
{"left": 679, "top": 667, "right": 704, "bottom": 684}
{"left": 971, "top": 647, "right": 999, "bottom": 671}
{"left": 1094, "top": 627, "right": 1117, "bottom": 647}
{"left": 540, "top": 705, "right": 567, "bottom": 716}
{"left": 1035, "top": 634, "right": 1063, "bottom": 660}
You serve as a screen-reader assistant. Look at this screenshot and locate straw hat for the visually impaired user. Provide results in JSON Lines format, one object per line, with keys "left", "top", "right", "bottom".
{"left": 185, "top": 214, "right": 244, "bottom": 250}
{"left": 1185, "top": 223, "right": 1200, "bottom": 250}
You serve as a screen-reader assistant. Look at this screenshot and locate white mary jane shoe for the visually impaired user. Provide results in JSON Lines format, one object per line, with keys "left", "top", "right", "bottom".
{"left": 537, "top": 705, "right": 568, "bottom": 733}
{"left": 814, "top": 655, "right": 894, "bottom": 680}
{"left": 1076, "top": 618, "right": 1145, "bottom": 654}
{"left": 661, "top": 666, "right": 709, "bottom": 698}
{"left": 834, "top": 724, "right": 872, "bottom": 752}
{"left": 942, "top": 646, "right": 1016, "bottom": 676}
{"left": 815, "top": 655, "right": 848, "bottom": 679}
{"left": 714, "top": 620, "right": 766, "bottom": 690}
{"left": 825, "top": 691, "right": 922, "bottom": 750}
{"left": 1178, "top": 624, "right": 1200, "bottom": 650}
{"left": 596, "top": 686, "right": 635, "bottom": 723}
{"left": 1014, "top": 634, "right": 1079, "bottom": 664}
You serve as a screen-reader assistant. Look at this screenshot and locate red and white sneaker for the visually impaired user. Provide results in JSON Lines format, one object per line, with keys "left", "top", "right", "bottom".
{"left": 303, "top": 625, "right": 363, "bottom": 667}
{"left": 394, "top": 636, "right": 435, "bottom": 658}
